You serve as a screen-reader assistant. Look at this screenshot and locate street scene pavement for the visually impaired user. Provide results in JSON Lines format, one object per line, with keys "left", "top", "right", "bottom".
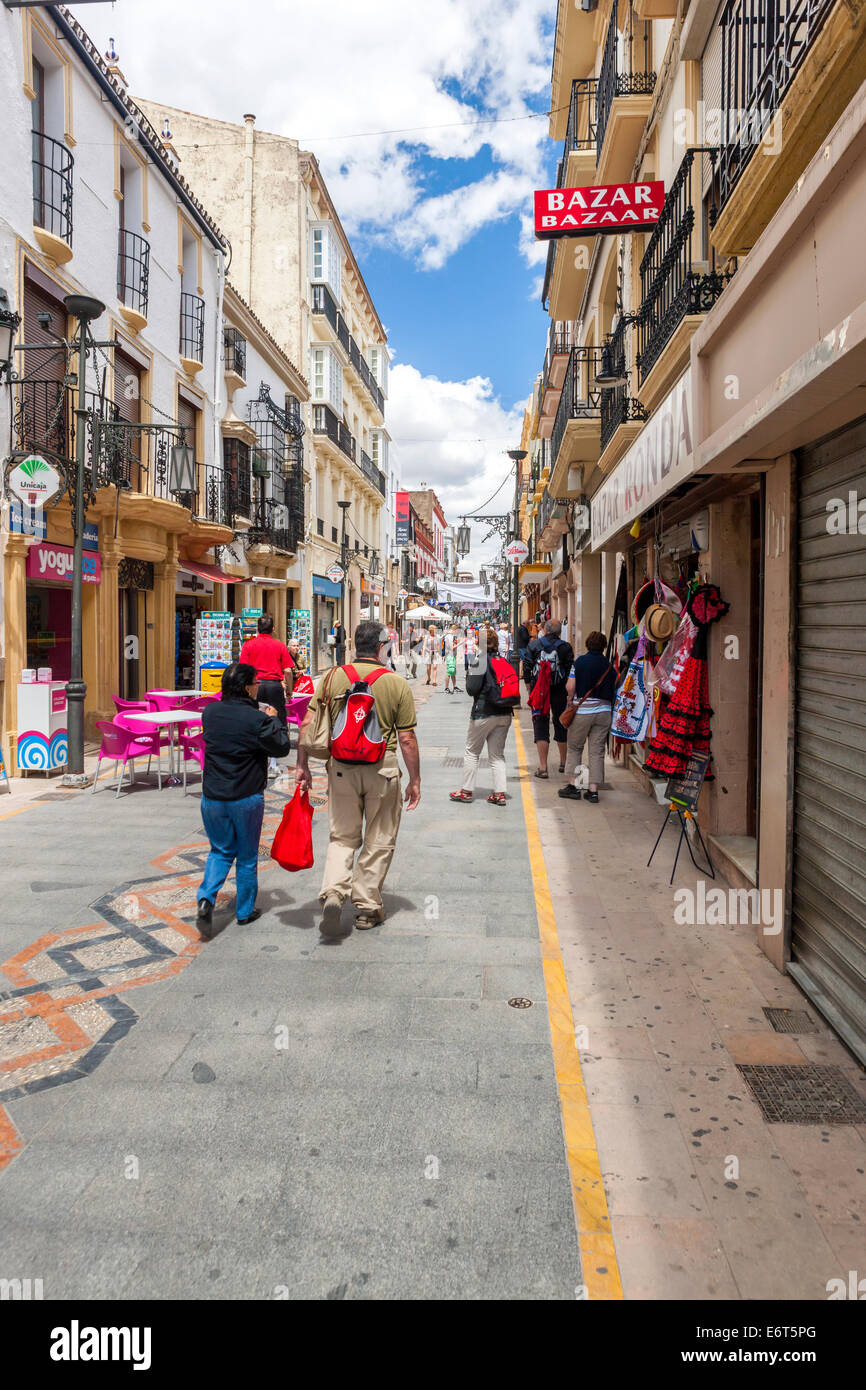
{"left": 1, "top": 683, "right": 864, "bottom": 1301}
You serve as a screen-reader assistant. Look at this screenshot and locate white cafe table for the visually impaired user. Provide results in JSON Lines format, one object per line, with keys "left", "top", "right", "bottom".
{"left": 124, "top": 709, "right": 203, "bottom": 787}
{"left": 146, "top": 690, "right": 208, "bottom": 700}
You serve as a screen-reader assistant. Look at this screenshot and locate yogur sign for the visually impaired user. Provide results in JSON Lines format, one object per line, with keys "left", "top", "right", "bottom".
{"left": 534, "top": 181, "right": 665, "bottom": 238}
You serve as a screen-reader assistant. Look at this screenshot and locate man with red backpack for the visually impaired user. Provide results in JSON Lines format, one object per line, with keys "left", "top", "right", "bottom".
{"left": 449, "top": 627, "right": 519, "bottom": 807}
{"left": 523, "top": 618, "right": 574, "bottom": 779}
{"left": 295, "top": 620, "right": 420, "bottom": 936}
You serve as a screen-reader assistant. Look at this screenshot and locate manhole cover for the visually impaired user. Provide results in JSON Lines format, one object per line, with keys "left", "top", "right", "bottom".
{"left": 442, "top": 756, "right": 488, "bottom": 768}
{"left": 763, "top": 1007, "right": 819, "bottom": 1034}
{"left": 508, "top": 997, "right": 533, "bottom": 1009}
{"left": 737, "top": 1064, "right": 866, "bottom": 1124}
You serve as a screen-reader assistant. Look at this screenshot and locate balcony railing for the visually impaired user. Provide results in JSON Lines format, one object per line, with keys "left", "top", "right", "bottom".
{"left": 247, "top": 475, "right": 304, "bottom": 554}
{"left": 550, "top": 346, "right": 605, "bottom": 467}
{"left": 336, "top": 315, "right": 385, "bottom": 415}
{"left": 117, "top": 229, "right": 150, "bottom": 318}
{"left": 32, "top": 130, "right": 73, "bottom": 245}
{"left": 223, "top": 437, "right": 251, "bottom": 516}
{"left": 359, "top": 447, "right": 387, "bottom": 497}
{"left": 91, "top": 416, "right": 188, "bottom": 497}
{"left": 192, "top": 462, "right": 233, "bottom": 527}
{"left": 179, "top": 291, "right": 205, "bottom": 363}
{"left": 558, "top": 78, "right": 598, "bottom": 187}
{"left": 717, "top": 0, "right": 835, "bottom": 212}
{"left": 13, "top": 377, "right": 72, "bottom": 465}
{"left": 223, "top": 326, "right": 247, "bottom": 379}
{"left": 542, "top": 320, "right": 575, "bottom": 398}
{"left": 312, "top": 283, "right": 339, "bottom": 333}
{"left": 599, "top": 318, "right": 648, "bottom": 454}
{"left": 637, "top": 149, "right": 733, "bottom": 385}
{"left": 336, "top": 311, "right": 351, "bottom": 355}
{"left": 596, "top": 0, "right": 656, "bottom": 163}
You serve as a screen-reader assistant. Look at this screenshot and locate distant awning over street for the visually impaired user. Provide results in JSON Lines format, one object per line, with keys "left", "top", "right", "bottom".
{"left": 179, "top": 561, "right": 243, "bottom": 584}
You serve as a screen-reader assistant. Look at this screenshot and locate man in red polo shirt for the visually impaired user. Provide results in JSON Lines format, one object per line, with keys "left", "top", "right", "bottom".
{"left": 240, "top": 615, "right": 295, "bottom": 777}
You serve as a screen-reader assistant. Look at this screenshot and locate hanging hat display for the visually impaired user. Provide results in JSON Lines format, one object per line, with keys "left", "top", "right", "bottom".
{"left": 643, "top": 603, "right": 677, "bottom": 642}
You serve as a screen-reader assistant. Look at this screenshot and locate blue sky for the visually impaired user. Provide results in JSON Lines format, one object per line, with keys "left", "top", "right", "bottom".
{"left": 69, "top": 0, "right": 558, "bottom": 570}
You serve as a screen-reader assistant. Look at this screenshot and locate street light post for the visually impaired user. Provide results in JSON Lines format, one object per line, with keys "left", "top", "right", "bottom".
{"left": 507, "top": 449, "right": 527, "bottom": 645}
{"left": 61, "top": 294, "right": 107, "bottom": 788}
{"left": 337, "top": 498, "right": 351, "bottom": 651}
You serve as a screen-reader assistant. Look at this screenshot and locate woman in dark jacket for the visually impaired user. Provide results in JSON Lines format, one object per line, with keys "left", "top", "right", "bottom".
{"left": 196, "top": 662, "right": 290, "bottom": 939}
{"left": 559, "top": 631, "right": 617, "bottom": 804}
{"left": 449, "top": 628, "right": 513, "bottom": 807}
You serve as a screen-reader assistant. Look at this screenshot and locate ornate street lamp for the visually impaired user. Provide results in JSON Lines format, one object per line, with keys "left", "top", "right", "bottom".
{"left": 0, "top": 287, "right": 20, "bottom": 377}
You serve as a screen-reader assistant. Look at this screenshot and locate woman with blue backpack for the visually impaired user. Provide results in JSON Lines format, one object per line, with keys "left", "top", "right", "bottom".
{"left": 449, "top": 628, "right": 519, "bottom": 807}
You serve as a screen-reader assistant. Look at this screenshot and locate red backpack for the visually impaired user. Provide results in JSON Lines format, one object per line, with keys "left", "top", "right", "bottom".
{"left": 489, "top": 656, "right": 520, "bottom": 709}
{"left": 329, "top": 665, "right": 390, "bottom": 763}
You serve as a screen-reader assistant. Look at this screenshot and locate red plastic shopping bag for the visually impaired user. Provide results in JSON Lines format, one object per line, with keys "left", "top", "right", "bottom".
{"left": 270, "top": 786, "right": 314, "bottom": 871}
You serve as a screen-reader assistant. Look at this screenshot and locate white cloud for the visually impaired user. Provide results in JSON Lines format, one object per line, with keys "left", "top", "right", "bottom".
{"left": 75, "top": 0, "right": 554, "bottom": 270}
{"left": 387, "top": 363, "right": 528, "bottom": 575}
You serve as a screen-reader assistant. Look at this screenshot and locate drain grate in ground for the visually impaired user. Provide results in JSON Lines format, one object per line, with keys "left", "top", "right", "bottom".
{"left": 737, "top": 1064, "right": 866, "bottom": 1124}
{"left": 763, "top": 1006, "right": 819, "bottom": 1034}
{"left": 442, "top": 756, "right": 488, "bottom": 768}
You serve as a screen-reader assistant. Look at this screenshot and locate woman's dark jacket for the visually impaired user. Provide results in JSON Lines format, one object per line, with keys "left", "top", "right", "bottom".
{"left": 465, "top": 659, "right": 513, "bottom": 721}
{"left": 571, "top": 651, "right": 618, "bottom": 705}
{"left": 201, "top": 696, "right": 289, "bottom": 800}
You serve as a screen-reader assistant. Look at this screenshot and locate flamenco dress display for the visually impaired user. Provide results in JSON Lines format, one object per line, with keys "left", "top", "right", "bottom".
{"left": 643, "top": 584, "right": 729, "bottom": 780}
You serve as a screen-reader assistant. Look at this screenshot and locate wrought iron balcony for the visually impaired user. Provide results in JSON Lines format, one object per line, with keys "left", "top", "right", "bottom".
{"left": 542, "top": 321, "right": 575, "bottom": 400}
{"left": 359, "top": 447, "right": 387, "bottom": 498}
{"left": 717, "top": 0, "right": 835, "bottom": 213}
{"left": 599, "top": 318, "right": 648, "bottom": 454}
{"left": 223, "top": 326, "right": 247, "bottom": 380}
{"left": 596, "top": 0, "right": 656, "bottom": 164}
{"left": 336, "top": 311, "right": 351, "bottom": 356}
{"left": 192, "top": 462, "right": 234, "bottom": 528}
{"left": 13, "top": 377, "right": 73, "bottom": 465}
{"left": 637, "top": 149, "right": 733, "bottom": 385}
{"left": 312, "top": 283, "right": 339, "bottom": 333}
{"left": 179, "top": 291, "right": 205, "bottom": 363}
{"left": 32, "top": 130, "right": 73, "bottom": 246}
{"left": 91, "top": 415, "right": 188, "bottom": 497}
{"left": 117, "top": 229, "right": 150, "bottom": 319}
{"left": 550, "top": 346, "right": 605, "bottom": 469}
{"left": 246, "top": 470, "right": 304, "bottom": 554}
{"left": 559, "top": 78, "right": 598, "bottom": 187}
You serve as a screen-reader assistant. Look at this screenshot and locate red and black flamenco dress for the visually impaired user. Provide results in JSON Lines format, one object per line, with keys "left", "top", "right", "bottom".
{"left": 643, "top": 585, "right": 729, "bottom": 780}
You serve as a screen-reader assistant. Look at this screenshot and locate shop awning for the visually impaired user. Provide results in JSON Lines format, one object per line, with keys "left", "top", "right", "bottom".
{"left": 179, "top": 561, "right": 243, "bottom": 584}
{"left": 313, "top": 574, "right": 342, "bottom": 598}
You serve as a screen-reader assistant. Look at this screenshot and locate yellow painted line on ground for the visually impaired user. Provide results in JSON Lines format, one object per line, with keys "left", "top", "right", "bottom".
{"left": 513, "top": 715, "right": 623, "bottom": 1301}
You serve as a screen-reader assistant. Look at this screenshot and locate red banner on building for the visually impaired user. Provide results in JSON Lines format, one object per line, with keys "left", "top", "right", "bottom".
{"left": 534, "top": 181, "right": 665, "bottom": 239}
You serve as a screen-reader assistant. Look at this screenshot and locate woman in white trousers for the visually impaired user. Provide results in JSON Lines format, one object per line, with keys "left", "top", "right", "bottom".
{"left": 449, "top": 628, "right": 513, "bottom": 807}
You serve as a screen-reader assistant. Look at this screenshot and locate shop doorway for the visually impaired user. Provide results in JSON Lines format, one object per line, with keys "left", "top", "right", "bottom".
{"left": 26, "top": 585, "right": 71, "bottom": 681}
{"left": 118, "top": 559, "right": 154, "bottom": 699}
{"left": 791, "top": 416, "right": 866, "bottom": 1063}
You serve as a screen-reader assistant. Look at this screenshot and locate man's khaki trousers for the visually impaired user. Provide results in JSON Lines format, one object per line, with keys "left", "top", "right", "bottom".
{"left": 320, "top": 752, "right": 402, "bottom": 914}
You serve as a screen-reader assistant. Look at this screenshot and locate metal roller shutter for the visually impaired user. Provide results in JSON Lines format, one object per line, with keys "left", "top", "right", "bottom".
{"left": 792, "top": 416, "right": 866, "bottom": 1064}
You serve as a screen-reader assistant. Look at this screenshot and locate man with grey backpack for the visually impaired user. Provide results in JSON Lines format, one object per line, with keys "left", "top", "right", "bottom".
{"left": 523, "top": 619, "right": 574, "bottom": 779}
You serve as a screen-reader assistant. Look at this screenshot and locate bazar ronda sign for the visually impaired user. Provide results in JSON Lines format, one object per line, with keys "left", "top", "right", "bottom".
{"left": 591, "top": 368, "right": 694, "bottom": 550}
{"left": 534, "top": 181, "right": 665, "bottom": 239}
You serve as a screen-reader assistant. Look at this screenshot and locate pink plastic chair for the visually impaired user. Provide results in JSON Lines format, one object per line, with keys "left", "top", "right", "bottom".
{"left": 91, "top": 720, "right": 163, "bottom": 796}
{"left": 113, "top": 696, "right": 150, "bottom": 716}
{"left": 177, "top": 729, "right": 205, "bottom": 795}
{"left": 145, "top": 691, "right": 184, "bottom": 712}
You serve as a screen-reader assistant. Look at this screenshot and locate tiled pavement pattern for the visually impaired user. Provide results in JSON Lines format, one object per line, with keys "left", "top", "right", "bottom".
{"left": 0, "top": 682, "right": 582, "bottom": 1300}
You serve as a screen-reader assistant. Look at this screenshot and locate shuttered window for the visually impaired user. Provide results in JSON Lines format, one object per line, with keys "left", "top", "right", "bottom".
{"left": 20, "top": 275, "right": 68, "bottom": 459}
{"left": 115, "top": 348, "right": 142, "bottom": 490}
{"left": 792, "top": 416, "right": 866, "bottom": 1064}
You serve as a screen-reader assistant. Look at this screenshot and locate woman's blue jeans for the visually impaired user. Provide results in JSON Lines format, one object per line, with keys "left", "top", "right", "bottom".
{"left": 199, "top": 793, "right": 265, "bottom": 920}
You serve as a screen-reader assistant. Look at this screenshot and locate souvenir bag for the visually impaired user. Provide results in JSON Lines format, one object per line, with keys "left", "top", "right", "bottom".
{"left": 610, "top": 633, "right": 653, "bottom": 743}
{"left": 329, "top": 665, "right": 390, "bottom": 764}
{"left": 270, "top": 786, "right": 314, "bottom": 872}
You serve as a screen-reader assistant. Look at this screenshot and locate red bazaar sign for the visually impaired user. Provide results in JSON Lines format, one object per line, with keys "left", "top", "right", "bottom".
{"left": 534, "top": 181, "right": 665, "bottom": 239}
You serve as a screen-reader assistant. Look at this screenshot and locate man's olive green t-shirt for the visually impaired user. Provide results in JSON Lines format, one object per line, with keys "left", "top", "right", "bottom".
{"left": 311, "top": 660, "right": 417, "bottom": 752}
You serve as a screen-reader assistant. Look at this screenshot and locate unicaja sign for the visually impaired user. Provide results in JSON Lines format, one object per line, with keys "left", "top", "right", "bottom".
{"left": 7, "top": 455, "right": 62, "bottom": 509}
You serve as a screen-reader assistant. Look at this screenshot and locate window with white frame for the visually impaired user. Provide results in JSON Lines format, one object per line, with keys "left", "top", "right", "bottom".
{"left": 368, "top": 346, "right": 389, "bottom": 397}
{"left": 311, "top": 345, "right": 342, "bottom": 413}
{"left": 370, "top": 430, "right": 388, "bottom": 472}
{"left": 310, "top": 223, "right": 342, "bottom": 304}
